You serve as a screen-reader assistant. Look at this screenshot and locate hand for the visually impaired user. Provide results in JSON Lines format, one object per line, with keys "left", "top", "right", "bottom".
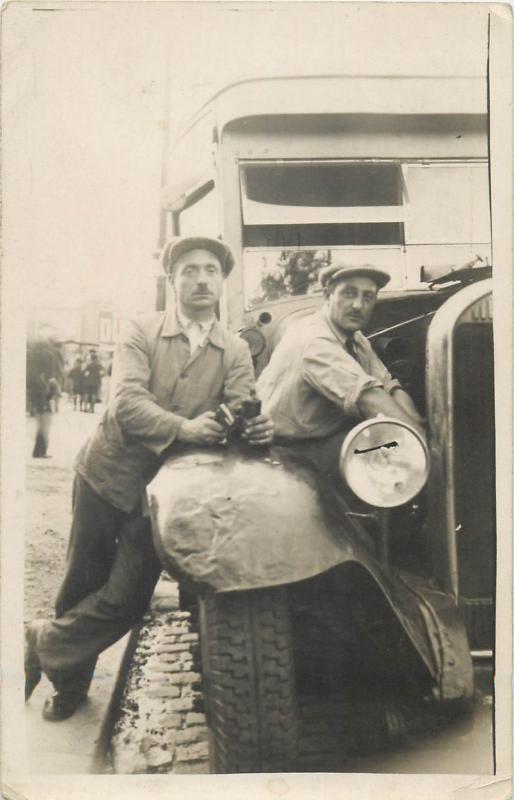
{"left": 177, "top": 412, "right": 226, "bottom": 445}
{"left": 241, "top": 413, "right": 274, "bottom": 446}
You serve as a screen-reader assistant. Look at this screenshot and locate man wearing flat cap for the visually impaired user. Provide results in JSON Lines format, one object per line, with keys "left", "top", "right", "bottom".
{"left": 257, "top": 263, "right": 424, "bottom": 439}
{"left": 25, "top": 236, "right": 273, "bottom": 721}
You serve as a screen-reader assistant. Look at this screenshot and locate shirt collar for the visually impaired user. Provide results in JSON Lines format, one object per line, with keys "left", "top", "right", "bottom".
{"left": 175, "top": 306, "right": 215, "bottom": 334}
{"left": 319, "top": 305, "right": 349, "bottom": 348}
{"left": 319, "top": 307, "right": 366, "bottom": 354}
{"left": 161, "top": 308, "right": 225, "bottom": 349}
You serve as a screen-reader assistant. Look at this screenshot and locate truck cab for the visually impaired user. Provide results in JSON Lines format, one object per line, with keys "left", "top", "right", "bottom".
{"left": 147, "top": 72, "right": 495, "bottom": 773}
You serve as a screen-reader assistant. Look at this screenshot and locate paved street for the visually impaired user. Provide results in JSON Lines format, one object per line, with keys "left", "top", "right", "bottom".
{"left": 25, "top": 401, "right": 131, "bottom": 774}
{"left": 115, "top": 606, "right": 494, "bottom": 775}
{"left": 343, "top": 665, "right": 494, "bottom": 774}
{"left": 25, "top": 401, "right": 104, "bottom": 624}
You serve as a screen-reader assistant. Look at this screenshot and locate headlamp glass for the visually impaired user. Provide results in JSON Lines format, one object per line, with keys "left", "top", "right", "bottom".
{"left": 339, "top": 418, "right": 429, "bottom": 508}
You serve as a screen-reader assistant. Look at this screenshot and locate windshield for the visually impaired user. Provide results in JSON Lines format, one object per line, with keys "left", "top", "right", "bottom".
{"left": 240, "top": 159, "right": 491, "bottom": 310}
{"left": 241, "top": 162, "right": 405, "bottom": 236}
{"left": 243, "top": 162, "right": 403, "bottom": 209}
{"left": 243, "top": 247, "right": 404, "bottom": 308}
{"left": 241, "top": 161, "right": 405, "bottom": 307}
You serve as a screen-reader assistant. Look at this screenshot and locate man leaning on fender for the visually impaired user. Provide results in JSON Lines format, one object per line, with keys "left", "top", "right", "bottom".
{"left": 257, "top": 263, "right": 425, "bottom": 439}
{"left": 25, "top": 236, "right": 273, "bottom": 721}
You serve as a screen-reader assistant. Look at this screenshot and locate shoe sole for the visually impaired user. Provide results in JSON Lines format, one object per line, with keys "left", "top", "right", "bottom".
{"left": 42, "top": 694, "right": 88, "bottom": 722}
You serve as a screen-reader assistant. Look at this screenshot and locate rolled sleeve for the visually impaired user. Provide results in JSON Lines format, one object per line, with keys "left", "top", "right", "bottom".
{"left": 302, "top": 338, "right": 385, "bottom": 418}
{"left": 364, "top": 341, "right": 402, "bottom": 395}
{"left": 111, "top": 319, "right": 185, "bottom": 455}
{"left": 385, "top": 376, "right": 402, "bottom": 394}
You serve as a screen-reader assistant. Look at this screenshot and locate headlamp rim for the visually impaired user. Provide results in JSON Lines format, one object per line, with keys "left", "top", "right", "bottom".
{"left": 339, "top": 416, "right": 430, "bottom": 508}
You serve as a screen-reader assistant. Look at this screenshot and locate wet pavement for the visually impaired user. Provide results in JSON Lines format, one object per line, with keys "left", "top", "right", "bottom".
{"left": 113, "top": 597, "right": 494, "bottom": 775}
{"left": 343, "top": 664, "right": 494, "bottom": 774}
{"left": 109, "top": 601, "right": 210, "bottom": 775}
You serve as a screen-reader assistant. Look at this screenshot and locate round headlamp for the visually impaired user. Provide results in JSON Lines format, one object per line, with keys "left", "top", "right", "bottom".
{"left": 339, "top": 417, "right": 429, "bottom": 508}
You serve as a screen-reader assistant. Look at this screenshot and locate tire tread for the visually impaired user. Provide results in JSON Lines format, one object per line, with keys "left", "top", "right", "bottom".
{"left": 200, "top": 589, "right": 298, "bottom": 773}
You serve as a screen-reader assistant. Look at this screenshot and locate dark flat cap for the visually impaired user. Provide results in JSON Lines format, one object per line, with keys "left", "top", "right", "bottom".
{"left": 161, "top": 236, "right": 235, "bottom": 277}
{"left": 319, "top": 263, "right": 391, "bottom": 290}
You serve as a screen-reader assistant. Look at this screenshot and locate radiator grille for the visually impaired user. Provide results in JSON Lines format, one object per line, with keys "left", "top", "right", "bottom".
{"left": 453, "top": 323, "right": 495, "bottom": 651}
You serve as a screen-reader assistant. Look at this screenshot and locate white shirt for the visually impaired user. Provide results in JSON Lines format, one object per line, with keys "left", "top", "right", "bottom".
{"left": 257, "top": 307, "right": 400, "bottom": 439}
{"left": 176, "top": 308, "right": 215, "bottom": 355}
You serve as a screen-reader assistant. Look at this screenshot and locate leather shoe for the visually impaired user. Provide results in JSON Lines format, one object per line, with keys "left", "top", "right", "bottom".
{"left": 25, "top": 622, "right": 44, "bottom": 702}
{"left": 42, "top": 691, "right": 88, "bottom": 722}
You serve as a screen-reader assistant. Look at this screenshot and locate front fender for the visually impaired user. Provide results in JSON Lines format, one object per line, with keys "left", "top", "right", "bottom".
{"left": 147, "top": 444, "right": 473, "bottom": 700}
{"left": 147, "top": 444, "right": 373, "bottom": 593}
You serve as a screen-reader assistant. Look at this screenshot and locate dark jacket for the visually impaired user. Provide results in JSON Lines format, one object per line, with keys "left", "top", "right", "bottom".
{"left": 82, "top": 360, "right": 104, "bottom": 391}
{"left": 69, "top": 365, "right": 84, "bottom": 394}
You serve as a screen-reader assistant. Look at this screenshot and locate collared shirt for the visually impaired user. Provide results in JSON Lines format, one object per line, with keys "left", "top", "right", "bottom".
{"left": 176, "top": 307, "right": 215, "bottom": 354}
{"left": 75, "top": 309, "right": 254, "bottom": 512}
{"left": 257, "top": 307, "right": 400, "bottom": 439}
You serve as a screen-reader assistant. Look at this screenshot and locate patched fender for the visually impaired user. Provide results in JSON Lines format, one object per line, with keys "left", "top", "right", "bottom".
{"left": 147, "top": 444, "right": 374, "bottom": 593}
{"left": 147, "top": 444, "right": 473, "bottom": 700}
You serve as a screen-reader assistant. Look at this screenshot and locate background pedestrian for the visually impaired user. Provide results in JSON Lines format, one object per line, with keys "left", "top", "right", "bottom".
{"left": 82, "top": 351, "right": 104, "bottom": 412}
{"left": 48, "top": 377, "right": 61, "bottom": 413}
{"left": 26, "top": 338, "right": 63, "bottom": 458}
{"left": 68, "top": 358, "right": 84, "bottom": 411}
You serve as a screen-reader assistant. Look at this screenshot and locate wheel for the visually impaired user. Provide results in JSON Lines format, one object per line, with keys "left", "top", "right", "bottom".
{"left": 199, "top": 587, "right": 299, "bottom": 773}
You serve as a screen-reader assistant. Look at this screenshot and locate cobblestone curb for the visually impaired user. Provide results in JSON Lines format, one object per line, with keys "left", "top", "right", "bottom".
{"left": 109, "top": 609, "right": 209, "bottom": 774}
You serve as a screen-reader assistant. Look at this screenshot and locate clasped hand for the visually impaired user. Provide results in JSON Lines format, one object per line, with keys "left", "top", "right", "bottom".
{"left": 178, "top": 410, "right": 274, "bottom": 446}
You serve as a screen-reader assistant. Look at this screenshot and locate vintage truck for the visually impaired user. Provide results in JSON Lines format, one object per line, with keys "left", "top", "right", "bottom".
{"left": 145, "top": 63, "right": 495, "bottom": 772}
{"left": 147, "top": 266, "right": 494, "bottom": 772}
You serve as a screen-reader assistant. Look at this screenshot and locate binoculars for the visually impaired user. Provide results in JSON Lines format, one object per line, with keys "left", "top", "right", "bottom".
{"left": 214, "top": 397, "right": 262, "bottom": 439}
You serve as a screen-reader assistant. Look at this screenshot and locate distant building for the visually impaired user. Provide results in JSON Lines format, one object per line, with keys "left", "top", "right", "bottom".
{"left": 27, "top": 303, "right": 118, "bottom": 374}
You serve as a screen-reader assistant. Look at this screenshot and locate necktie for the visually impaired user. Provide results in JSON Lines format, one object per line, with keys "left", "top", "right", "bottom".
{"left": 346, "top": 335, "right": 358, "bottom": 362}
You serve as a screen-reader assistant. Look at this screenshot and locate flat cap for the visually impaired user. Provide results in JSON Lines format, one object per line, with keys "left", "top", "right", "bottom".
{"left": 161, "top": 236, "right": 235, "bottom": 277}
{"left": 319, "top": 263, "right": 391, "bottom": 290}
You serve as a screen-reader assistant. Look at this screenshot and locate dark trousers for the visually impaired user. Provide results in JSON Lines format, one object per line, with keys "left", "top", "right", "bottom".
{"left": 36, "top": 475, "right": 162, "bottom": 696}
{"left": 85, "top": 389, "right": 98, "bottom": 412}
{"left": 32, "top": 412, "right": 52, "bottom": 457}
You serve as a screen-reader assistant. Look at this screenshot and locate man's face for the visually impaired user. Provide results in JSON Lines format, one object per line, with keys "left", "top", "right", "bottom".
{"left": 171, "top": 248, "right": 224, "bottom": 314}
{"left": 326, "top": 276, "right": 378, "bottom": 334}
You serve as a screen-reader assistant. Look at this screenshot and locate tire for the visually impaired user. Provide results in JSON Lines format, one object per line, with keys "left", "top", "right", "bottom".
{"left": 199, "top": 587, "right": 299, "bottom": 773}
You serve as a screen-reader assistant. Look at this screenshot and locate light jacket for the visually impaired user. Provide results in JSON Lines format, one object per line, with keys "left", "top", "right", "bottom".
{"left": 75, "top": 310, "right": 255, "bottom": 512}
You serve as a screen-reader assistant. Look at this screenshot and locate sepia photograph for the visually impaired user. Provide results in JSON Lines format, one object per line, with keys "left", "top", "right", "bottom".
{"left": 1, "top": 2, "right": 512, "bottom": 797}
